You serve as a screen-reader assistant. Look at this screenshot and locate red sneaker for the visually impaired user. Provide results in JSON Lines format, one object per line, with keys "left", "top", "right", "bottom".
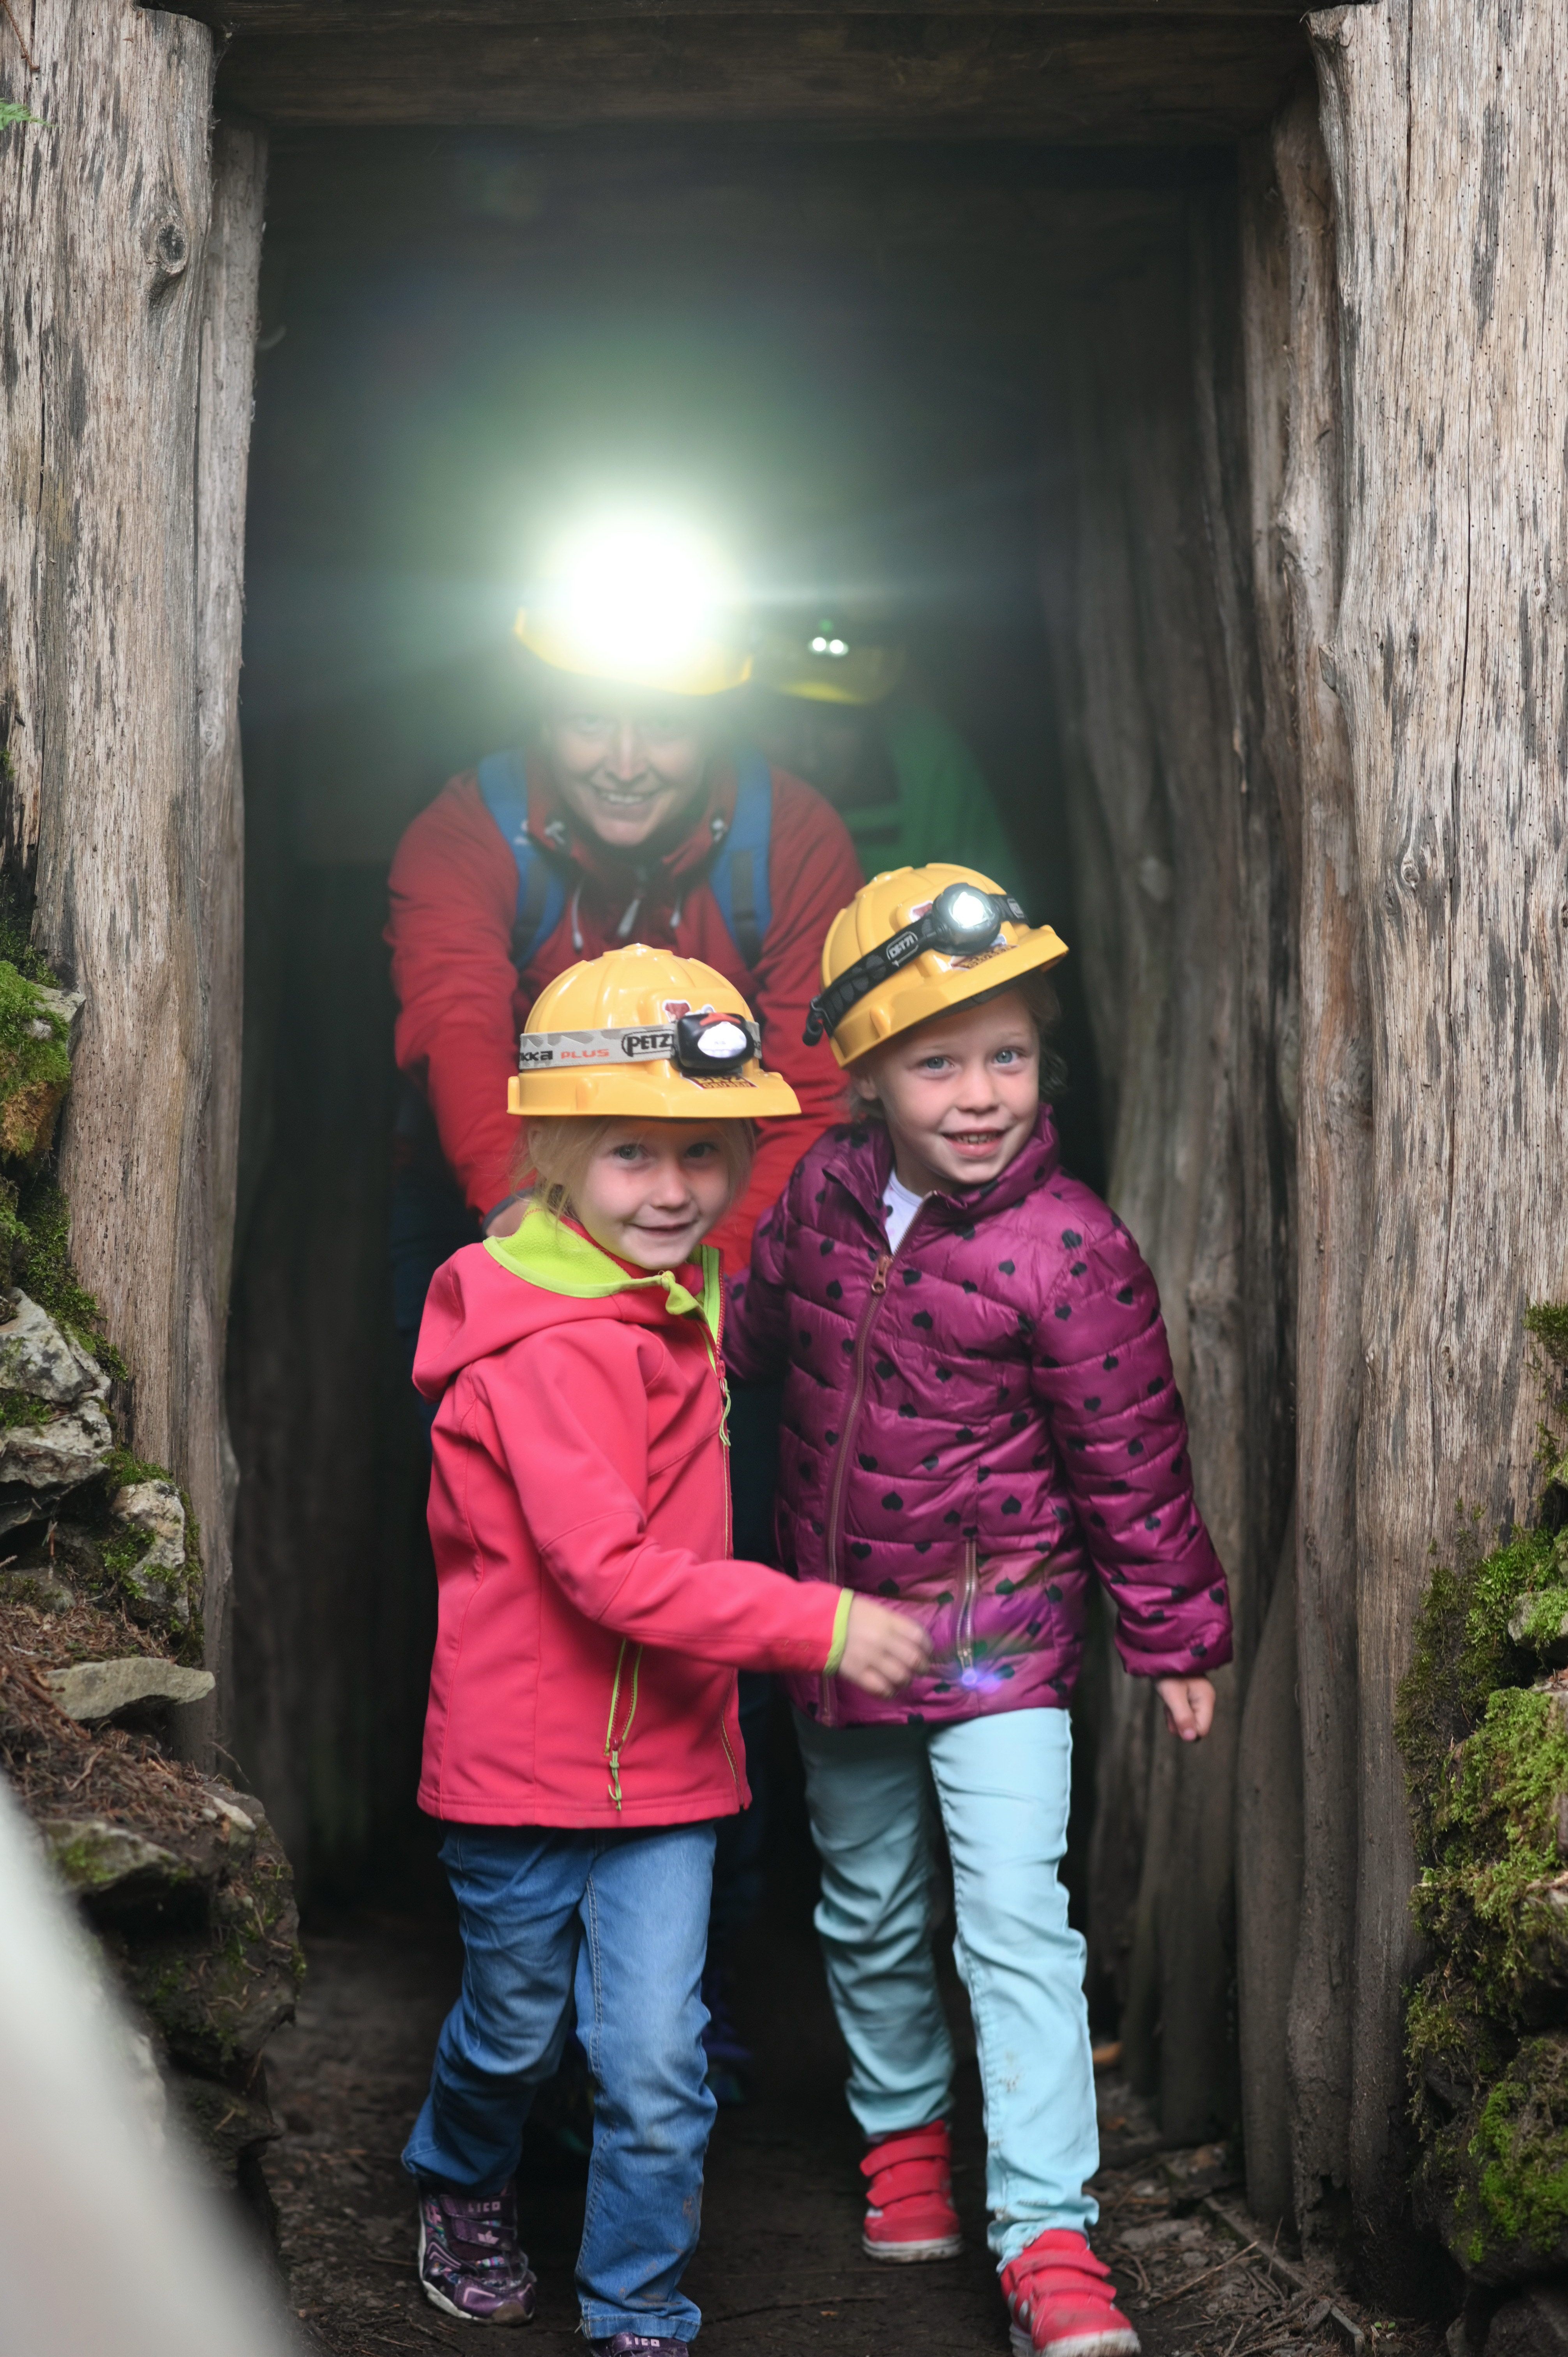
{"left": 1002, "top": 2229, "right": 1140, "bottom": 2357}
{"left": 860, "top": 2121, "right": 962, "bottom": 2262}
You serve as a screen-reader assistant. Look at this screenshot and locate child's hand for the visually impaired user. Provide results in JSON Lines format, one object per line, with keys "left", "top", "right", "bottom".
{"left": 1157, "top": 1675, "right": 1215, "bottom": 1742}
{"left": 836, "top": 1598, "right": 932, "bottom": 1697}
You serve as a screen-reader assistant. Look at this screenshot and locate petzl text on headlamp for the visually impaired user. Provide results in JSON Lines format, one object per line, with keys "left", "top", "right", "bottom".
{"left": 517, "top": 1012, "right": 762, "bottom": 1078}
{"left": 805, "top": 882, "right": 1028, "bottom": 1046}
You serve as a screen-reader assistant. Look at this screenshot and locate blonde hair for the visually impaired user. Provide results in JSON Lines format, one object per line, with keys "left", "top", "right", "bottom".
{"left": 849, "top": 970, "right": 1068, "bottom": 1118}
{"left": 523, "top": 1116, "right": 756, "bottom": 1223}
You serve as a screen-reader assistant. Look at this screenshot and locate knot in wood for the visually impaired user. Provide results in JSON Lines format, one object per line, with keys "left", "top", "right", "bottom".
{"left": 145, "top": 208, "right": 192, "bottom": 292}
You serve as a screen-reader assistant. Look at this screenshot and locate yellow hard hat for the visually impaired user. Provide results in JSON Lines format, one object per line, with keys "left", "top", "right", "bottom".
{"left": 752, "top": 621, "right": 906, "bottom": 708}
{"left": 514, "top": 515, "right": 752, "bottom": 698}
{"left": 510, "top": 945, "right": 800, "bottom": 1119}
{"left": 805, "top": 864, "right": 1068, "bottom": 1068}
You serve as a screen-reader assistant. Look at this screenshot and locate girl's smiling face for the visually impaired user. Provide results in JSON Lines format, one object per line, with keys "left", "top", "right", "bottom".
{"left": 851, "top": 989, "right": 1041, "bottom": 1197}
{"left": 572, "top": 1120, "right": 736, "bottom": 1270}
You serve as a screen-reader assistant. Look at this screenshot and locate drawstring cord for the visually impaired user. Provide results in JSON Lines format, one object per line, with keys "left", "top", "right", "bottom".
{"left": 604, "top": 1638, "right": 642, "bottom": 1810}
{"left": 569, "top": 882, "right": 584, "bottom": 953}
{"left": 616, "top": 896, "right": 642, "bottom": 940}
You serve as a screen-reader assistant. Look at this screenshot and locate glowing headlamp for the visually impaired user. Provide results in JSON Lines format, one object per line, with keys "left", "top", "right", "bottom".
{"left": 515, "top": 513, "right": 752, "bottom": 696}
{"left": 803, "top": 882, "right": 1028, "bottom": 1048}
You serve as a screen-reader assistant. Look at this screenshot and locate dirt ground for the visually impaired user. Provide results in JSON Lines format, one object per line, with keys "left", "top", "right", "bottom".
{"left": 264, "top": 1827, "right": 1448, "bottom": 2357}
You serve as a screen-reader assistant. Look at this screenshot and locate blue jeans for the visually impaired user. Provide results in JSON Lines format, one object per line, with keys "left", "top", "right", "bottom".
{"left": 794, "top": 1706, "right": 1098, "bottom": 2265}
{"left": 403, "top": 1822, "right": 718, "bottom": 2342}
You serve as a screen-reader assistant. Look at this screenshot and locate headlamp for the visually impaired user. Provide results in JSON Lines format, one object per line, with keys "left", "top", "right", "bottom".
{"left": 803, "top": 882, "right": 1028, "bottom": 1048}
{"left": 516, "top": 1011, "right": 761, "bottom": 1078}
{"left": 674, "top": 1011, "right": 753, "bottom": 1074}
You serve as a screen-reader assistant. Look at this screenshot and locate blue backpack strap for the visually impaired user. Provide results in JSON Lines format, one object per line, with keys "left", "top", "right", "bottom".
{"left": 477, "top": 748, "right": 570, "bottom": 976}
{"left": 708, "top": 751, "right": 773, "bottom": 976}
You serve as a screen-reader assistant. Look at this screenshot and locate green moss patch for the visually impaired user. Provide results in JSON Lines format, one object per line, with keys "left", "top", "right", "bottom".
{"left": 1414, "top": 1686, "right": 1568, "bottom": 2000}
{"left": 10, "top": 1175, "right": 127, "bottom": 1378}
{"left": 1397, "top": 1524, "right": 1557, "bottom": 1850}
{"left": 0, "top": 963, "right": 71, "bottom": 1162}
{"left": 1526, "top": 1305, "right": 1568, "bottom": 1372}
{"left": 0, "top": 1387, "right": 53, "bottom": 1431}
{"left": 1469, "top": 2036, "right": 1568, "bottom": 2269}
{"left": 1401, "top": 1301, "right": 1568, "bottom": 2280}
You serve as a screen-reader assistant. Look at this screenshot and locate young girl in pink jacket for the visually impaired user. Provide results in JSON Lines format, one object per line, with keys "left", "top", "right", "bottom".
{"left": 726, "top": 867, "right": 1233, "bottom": 2357}
{"left": 402, "top": 945, "right": 925, "bottom": 2352}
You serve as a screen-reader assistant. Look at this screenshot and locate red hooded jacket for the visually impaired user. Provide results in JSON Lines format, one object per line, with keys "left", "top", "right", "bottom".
{"left": 414, "top": 1211, "right": 846, "bottom": 1828}
{"left": 387, "top": 755, "right": 862, "bottom": 1270}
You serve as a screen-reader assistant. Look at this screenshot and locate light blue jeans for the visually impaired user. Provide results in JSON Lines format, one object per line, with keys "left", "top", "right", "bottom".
{"left": 794, "top": 1706, "right": 1098, "bottom": 2265}
{"left": 403, "top": 1820, "right": 717, "bottom": 2343}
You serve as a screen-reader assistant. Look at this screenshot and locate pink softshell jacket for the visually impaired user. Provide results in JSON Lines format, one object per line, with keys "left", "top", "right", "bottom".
{"left": 414, "top": 1219, "right": 842, "bottom": 1827}
{"left": 724, "top": 1110, "right": 1233, "bottom": 1729}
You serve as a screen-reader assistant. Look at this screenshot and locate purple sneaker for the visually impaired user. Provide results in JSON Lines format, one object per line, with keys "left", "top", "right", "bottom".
{"left": 588, "top": 2339, "right": 691, "bottom": 2355}
{"left": 417, "top": 2182, "right": 538, "bottom": 2325}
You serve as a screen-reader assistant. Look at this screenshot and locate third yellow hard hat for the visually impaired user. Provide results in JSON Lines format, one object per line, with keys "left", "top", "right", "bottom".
{"left": 752, "top": 619, "right": 906, "bottom": 708}
{"left": 510, "top": 945, "right": 800, "bottom": 1119}
{"left": 805, "top": 865, "right": 1068, "bottom": 1068}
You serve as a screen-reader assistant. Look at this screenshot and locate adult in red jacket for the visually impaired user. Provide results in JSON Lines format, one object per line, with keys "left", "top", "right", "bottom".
{"left": 386, "top": 534, "right": 862, "bottom": 1278}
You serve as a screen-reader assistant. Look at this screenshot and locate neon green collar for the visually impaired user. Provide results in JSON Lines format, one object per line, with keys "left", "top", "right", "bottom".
{"left": 486, "top": 1205, "right": 721, "bottom": 1340}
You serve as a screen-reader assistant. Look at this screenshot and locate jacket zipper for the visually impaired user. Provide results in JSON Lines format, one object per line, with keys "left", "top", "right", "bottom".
{"left": 819, "top": 1246, "right": 894, "bottom": 1724}
{"left": 717, "top": 1712, "right": 741, "bottom": 1800}
{"left": 604, "top": 1638, "right": 642, "bottom": 1811}
{"left": 957, "top": 1539, "right": 980, "bottom": 1679}
{"left": 703, "top": 1293, "right": 739, "bottom": 1789}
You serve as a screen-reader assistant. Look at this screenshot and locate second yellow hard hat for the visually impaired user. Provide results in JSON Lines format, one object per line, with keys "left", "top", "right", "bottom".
{"left": 510, "top": 945, "right": 800, "bottom": 1119}
{"left": 806, "top": 864, "right": 1068, "bottom": 1067}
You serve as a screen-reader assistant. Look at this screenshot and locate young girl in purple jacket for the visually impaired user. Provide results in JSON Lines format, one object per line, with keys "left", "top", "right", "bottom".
{"left": 725, "top": 864, "right": 1233, "bottom": 2357}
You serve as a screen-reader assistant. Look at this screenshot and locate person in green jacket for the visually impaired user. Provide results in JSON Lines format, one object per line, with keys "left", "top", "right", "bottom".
{"left": 748, "top": 618, "right": 1017, "bottom": 882}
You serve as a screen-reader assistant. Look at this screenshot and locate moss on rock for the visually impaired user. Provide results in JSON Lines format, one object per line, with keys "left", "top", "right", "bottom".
{"left": 1401, "top": 1301, "right": 1568, "bottom": 2283}
{"left": 1397, "top": 1524, "right": 1558, "bottom": 1852}
{"left": 0, "top": 962, "right": 72, "bottom": 1162}
{"left": 1414, "top": 1686, "right": 1568, "bottom": 2004}
{"left": 11, "top": 1173, "right": 127, "bottom": 1378}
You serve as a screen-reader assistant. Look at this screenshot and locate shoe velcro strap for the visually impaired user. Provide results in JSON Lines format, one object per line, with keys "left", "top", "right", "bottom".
{"left": 1003, "top": 2238, "right": 1114, "bottom": 2302}
{"left": 860, "top": 2125, "right": 950, "bottom": 2189}
{"left": 867, "top": 2159, "right": 955, "bottom": 2211}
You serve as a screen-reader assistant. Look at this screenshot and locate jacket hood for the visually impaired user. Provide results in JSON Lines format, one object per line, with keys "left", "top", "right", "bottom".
{"left": 413, "top": 1209, "right": 720, "bottom": 1400}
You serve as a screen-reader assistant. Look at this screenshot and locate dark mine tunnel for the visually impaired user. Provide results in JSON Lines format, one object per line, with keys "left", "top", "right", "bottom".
{"left": 229, "top": 128, "right": 1141, "bottom": 1907}
{"left": 219, "top": 42, "right": 1332, "bottom": 2357}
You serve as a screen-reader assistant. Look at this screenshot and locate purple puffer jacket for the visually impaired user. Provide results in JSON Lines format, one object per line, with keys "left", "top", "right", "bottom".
{"left": 724, "top": 1110, "right": 1232, "bottom": 1728}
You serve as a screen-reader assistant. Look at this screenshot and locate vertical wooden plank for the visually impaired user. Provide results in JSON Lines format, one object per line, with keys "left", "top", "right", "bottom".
{"left": 1310, "top": 0, "right": 1568, "bottom": 2284}
{"left": 1044, "top": 191, "right": 1298, "bottom": 2138}
{"left": 0, "top": 6, "right": 263, "bottom": 1747}
{"left": 1234, "top": 112, "right": 1307, "bottom": 2237}
{"left": 1260, "top": 81, "right": 1369, "bottom": 2261}
{"left": 185, "top": 122, "right": 267, "bottom": 1736}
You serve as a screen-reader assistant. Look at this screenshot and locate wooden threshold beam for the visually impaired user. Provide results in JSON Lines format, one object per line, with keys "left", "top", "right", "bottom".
{"left": 211, "top": 16, "right": 1311, "bottom": 134}
{"left": 164, "top": 0, "right": 1331, "bottom": 21}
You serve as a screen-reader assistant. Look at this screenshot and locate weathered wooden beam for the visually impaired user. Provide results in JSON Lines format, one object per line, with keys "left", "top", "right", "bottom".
{"left": 162, "top": 0, "right": 1351, "bottom": 20}
{"left": 1307, "top": 0, "right": 1568, "bottom": 2297}
{"left": 214, "top": 16, "right": 1309, "bottom": 133}
{"left": 0, "top": 3, "right": 264, "bottom": 1762}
